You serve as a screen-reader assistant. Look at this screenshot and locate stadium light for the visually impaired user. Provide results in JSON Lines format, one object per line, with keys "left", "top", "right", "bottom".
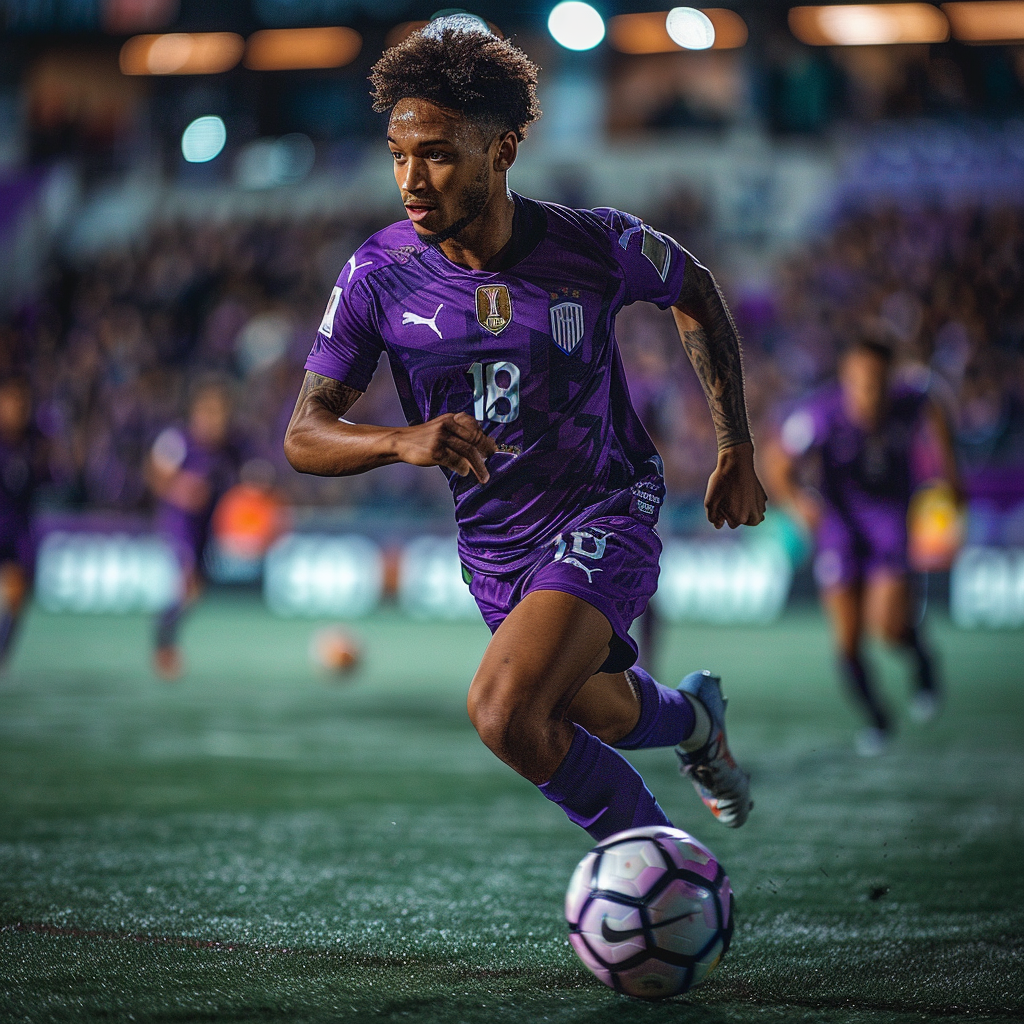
{"left": 120, "top": 33, "right": 244, "bottom": 75}
{"left": 181, "top": 116, "right": 227, "bottom": 163}
{"left": 666, "top": 8, "right": 715, "bottom": 49}
{"left": 548, "top": 2, "right": 606, "bottom": 51}
{"left": 942, "top": 2, "right": 1024, "bottom": 43}
{"left": 789, "top": 5, "right": 950, "bottom": 46}
{"left": 608, "top": 9, "right": 747, "bottom": 53}
{"left": 244, "top": 28, "right": 362, "bottom": 71}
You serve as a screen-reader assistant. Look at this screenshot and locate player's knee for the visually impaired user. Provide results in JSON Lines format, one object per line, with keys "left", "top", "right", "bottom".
{"left": 836, "top": 636, "right": 861, "bottom": 661}
{"left": 876, "top": 621, "right": 907, "bottom": 647}
{"left": 467, "top": 672, "right": 547, "bottom": 766}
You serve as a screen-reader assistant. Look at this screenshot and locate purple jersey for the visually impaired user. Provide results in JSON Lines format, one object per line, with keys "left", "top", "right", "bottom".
{"left": 781, "top": 383, "right": 929, "bottom": 511}
{"left": 782, "top": 383, "right": 929, "bottom": 587}
{"left": 306, "top": 194, "right": 688, "bottom": 574}
{"left": 152, "top": 426, "right": 237, "bottom": 571}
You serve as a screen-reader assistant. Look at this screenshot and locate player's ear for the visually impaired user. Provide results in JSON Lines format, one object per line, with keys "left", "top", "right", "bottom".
{"left": 493, "top": 131, "right": 517, "bottom": 173}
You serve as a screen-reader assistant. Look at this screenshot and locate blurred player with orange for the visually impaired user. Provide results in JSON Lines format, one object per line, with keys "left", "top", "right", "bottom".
{"left": 147, "top": 381, "right": 240, "bottom": 680}
{"left": 767, "top": 336, "right": 961, "bottom": 754}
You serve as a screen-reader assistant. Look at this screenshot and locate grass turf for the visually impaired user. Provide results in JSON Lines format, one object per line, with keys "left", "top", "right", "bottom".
{"left": 1, "top": 596, "right": 1022, "bottom": 1023}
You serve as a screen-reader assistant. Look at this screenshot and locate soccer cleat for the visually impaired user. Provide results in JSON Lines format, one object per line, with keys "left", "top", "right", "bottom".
{"left": 153, "top": 645, "right": 183, "bottom": 682}
{"left": 675, "top": 670, "right": 752, "bottom": 828}
{"left": 855, "top": 726, "right": 890, "bottom": 757}
{"left": 909, "top": 689, "right": 941, "bottom": 725}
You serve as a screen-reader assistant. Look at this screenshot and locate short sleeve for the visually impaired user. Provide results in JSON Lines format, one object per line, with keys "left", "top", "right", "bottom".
{"left": 591, "top": 208, "right": 689, "bottom": 309}
{"left": 304, "top": 274, "right": 385, "bottom": 392}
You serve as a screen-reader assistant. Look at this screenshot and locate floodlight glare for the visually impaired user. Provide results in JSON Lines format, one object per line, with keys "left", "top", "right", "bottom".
{"left": 666, "top": 7, "right": 716, "bottom": 49}
{"left": 548, "top": 2, "right": 606, "bottom": 50}
{"left": 181, "top": 116, "right": 227, "bottom": 163}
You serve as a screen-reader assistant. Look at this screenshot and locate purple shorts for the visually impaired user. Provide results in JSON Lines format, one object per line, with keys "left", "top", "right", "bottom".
{"left": 814, "top": 505, "right": 908, "bottom": 590}
{"left": 156, "top": 504, "right": 211, "bottom": 577}
{"left": 466, "top": 511, "right": 662, "bottom": 674}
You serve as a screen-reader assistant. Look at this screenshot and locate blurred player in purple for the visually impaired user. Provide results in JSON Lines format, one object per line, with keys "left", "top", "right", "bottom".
{"left": 148, "top": 380, "right": 237, "bottom": 680}
{"left": 0, "top": 377, "right": 43, "bottom": 670}
{"left": 768, "top": 337, "right": 960, "bottom": 755}
{"left": 285, "top": 18, "right": 766, "bottom": 842}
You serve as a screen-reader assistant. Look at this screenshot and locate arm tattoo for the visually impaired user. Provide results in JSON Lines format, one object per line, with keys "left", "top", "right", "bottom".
{"left": 676, "top": 266, "right": 752, "bottom": 452}
{"left": 298, "top": 371, "right": 362, "bottom": 420}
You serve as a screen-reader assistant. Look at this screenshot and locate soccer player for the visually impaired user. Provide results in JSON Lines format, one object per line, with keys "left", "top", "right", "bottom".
{"left": 148, "top": 380, "right": 238, "bottom": 680}
{"left": 285, "top": 18, "right": 767, "bottom": 842}
{"left": 767, "top": 337, "right": 960, "bottom": 755}
{"left": 0, "top": 377, "right": 43, "bottom": 670}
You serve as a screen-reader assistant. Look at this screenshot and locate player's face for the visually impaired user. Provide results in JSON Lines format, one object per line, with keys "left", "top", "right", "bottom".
{"left": 190, "top": 390, "right": 230, "bottom": 447}
{"left": 840, "top": 349, "right": 889, "bottom": 428}
{"left": 387, "top": 99, "right": 509, "bottom": 243}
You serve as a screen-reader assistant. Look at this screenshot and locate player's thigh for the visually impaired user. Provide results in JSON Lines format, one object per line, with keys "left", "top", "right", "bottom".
{"left": 468, "top": 588, "right": 614, "bottom": 727}
{"left": 821, "top": 583, "right": 864, "bottom": 656}
{"left": 864, "top": 572, "right": 910, "bottom": 644}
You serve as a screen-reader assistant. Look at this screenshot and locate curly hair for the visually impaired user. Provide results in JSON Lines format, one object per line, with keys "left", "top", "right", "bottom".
{"left": 369, "top": 22, "right": 542, "bottom": 140}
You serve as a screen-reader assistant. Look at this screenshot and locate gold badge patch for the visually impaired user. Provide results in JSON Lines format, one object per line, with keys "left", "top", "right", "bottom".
{"left": 475, "top": 284, "right": 513, "bottom": 335}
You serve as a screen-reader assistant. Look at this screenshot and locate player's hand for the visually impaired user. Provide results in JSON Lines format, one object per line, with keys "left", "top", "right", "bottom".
{"left": 163, "top": 470, "right": 212, "bottom": 514}
{"left": 395, "top": 412, "right": 498, "bottom": 484}
{"left": 705, "top": 441, "right": 767, "bottom": 529}
{"left": 788, "top": 489, "right": 823, "bottom": 534}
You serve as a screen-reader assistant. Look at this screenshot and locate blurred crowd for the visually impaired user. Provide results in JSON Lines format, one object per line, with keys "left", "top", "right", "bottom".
{"left": 2, "top": 196, "right": 1023, "bottom": 539}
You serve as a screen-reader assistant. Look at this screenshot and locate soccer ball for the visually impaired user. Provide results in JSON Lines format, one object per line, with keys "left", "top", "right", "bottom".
{"left": 565, "top": 825, "right": 733, "bottom": 1000}
{"left": 309, "top": 627, "right": 361, "bottom": 678}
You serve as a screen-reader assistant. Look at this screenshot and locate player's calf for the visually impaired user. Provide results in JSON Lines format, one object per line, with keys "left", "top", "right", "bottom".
{"left": 468, "top": 664, "right": 674, "bottom": 842}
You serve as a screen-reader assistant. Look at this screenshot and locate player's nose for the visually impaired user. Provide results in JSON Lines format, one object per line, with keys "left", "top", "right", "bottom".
{"left": 399, "top": 156, "right": 429, "bottom": 193}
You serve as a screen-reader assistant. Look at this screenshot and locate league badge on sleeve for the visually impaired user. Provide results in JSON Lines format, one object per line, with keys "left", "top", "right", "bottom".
{"left": 319, "top": 286, "right": 342, "bottom": 338}
{"left": 619, "top": 224, "right": 672, "bottom": 281}
{"left": 476, "top": 284, "right": 513, "bottom": 335}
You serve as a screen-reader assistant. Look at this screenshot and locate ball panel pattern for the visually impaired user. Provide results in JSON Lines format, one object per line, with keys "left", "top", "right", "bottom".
{"left": 616, "top": 958, "right": 690, "bottom": 1000}
{"left": 594, "top": 839, "right": 667, "bottom": 899}
{"left": 645, "top": 879, "right": 716, "bottom": 957}
{"left": 569, "top": 932, "right": 613, "bottom": 986}
{"left": 690, "top": 935, "right": 725, "bottom": 988}
{"left": 565, "top": 825, "right": 733, "bottom": 1001}
{"left": 565, "top": 851, "right": 598, "bottom": 922}
{"left": 578, "top": 898, "right": 646, "bottom": 964}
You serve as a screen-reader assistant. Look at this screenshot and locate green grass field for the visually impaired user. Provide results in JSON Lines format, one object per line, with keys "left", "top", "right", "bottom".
{"left": 1, "top": 596, "right": 1022, "bottom": 1023}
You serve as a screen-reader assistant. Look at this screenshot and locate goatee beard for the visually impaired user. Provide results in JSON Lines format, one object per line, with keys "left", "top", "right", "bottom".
{"left": 423, "top": 173, "right": 490, "bottom": 246}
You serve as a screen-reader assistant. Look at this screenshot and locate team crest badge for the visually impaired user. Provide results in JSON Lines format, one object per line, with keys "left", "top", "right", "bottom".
{"left": 549, "top": 301, "right": 584, "bottom": 354}
{"left": 476, "top": 284, "right": 513, "bottom": 335}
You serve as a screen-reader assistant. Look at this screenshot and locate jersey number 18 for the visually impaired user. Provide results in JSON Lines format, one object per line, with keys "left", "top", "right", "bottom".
{"left": 468, "top": 361, "right": 520, "bottom": 424}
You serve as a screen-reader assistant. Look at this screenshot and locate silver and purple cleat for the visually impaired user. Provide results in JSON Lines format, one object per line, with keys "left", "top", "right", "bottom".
{"left": 676, "top": 670, "right": 753, "bottom": 828}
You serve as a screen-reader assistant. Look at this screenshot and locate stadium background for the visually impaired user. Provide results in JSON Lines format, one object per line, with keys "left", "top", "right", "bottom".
{"left": 1, "top": 2, "right": 1023, "bottom": 1021}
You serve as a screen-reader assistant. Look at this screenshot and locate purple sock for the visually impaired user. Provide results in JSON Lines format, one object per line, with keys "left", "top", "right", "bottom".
{"left": 538, "top": 724, "right": 673, "bottom": 842}
{"left": 614, "top": 666, "right": 696, "bottom": 750}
